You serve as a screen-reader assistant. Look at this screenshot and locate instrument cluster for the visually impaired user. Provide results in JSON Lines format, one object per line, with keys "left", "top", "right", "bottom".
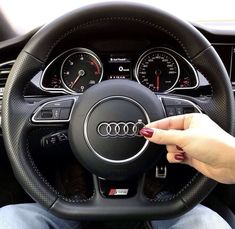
{"left": 41, "top": 47, "right": 199, "bottom": 94}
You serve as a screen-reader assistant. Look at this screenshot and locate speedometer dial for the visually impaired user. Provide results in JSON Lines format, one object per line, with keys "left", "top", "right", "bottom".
{"left": 61, "top": 48, "right": 103, "bottom": 93}
{"left": 135, "top": 49, "right": 180, "bottom": 92}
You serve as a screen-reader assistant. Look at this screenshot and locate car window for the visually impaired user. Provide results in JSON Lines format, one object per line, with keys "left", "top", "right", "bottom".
{"left": 1, "top": 0, "right": 235, "bottom": 35}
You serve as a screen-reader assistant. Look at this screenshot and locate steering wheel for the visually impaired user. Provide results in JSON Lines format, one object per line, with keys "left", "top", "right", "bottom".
{"left": 2, "top": 2, "right": 235, "bottom": 220}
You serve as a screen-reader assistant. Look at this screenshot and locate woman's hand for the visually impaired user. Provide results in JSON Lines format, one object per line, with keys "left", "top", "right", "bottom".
{"left": 140, "top": 113, "right": 235, "bottom": 184}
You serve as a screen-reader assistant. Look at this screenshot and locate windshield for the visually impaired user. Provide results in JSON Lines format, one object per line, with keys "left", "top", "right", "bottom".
{"left": 1, "top": 0, "right": 235, "bottom": 35}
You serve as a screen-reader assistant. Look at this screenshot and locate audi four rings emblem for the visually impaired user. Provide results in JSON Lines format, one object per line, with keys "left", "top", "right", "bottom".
{"left": 97, "top": 119, "right": 145, "bottom": 137}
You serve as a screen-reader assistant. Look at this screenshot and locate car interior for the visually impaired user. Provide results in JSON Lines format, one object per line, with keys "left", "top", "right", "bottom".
{"left": 0, "top": 1, "right": 235, "bottom": 228}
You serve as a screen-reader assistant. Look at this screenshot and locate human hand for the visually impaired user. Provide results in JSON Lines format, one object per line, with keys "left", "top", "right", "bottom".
{"left": 140, "top": 113, "right": 235, "bottom": 184}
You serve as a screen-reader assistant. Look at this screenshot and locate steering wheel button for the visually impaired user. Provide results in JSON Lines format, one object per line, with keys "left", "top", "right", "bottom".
{"left": 44, "top": 99, "right": 74, "bottom": 108}
{"left": 57, "top": 132, "right": 68, "bottom": 142}
{"left": 162, "top": 98, "right": 189, "bottom": 106}
{"left": 175, "top": 107, "right": 183, "bottom": 115}
{"left": 41, "top": 109, "right": 53, "bottom": 118}
{"left": 58, "top": 100, "right": 74, "bottom": 108}
{"left": 52, "top": 108, "right": 61, "bottom": 119}
{"left": 60, "top": 108, "right": 71, "bottom": 120}
{"left": 166, "top": 107, "right": 176, "bottom": 116}
{"left": 183, "top": 107, "right": 196, "bottom": 114}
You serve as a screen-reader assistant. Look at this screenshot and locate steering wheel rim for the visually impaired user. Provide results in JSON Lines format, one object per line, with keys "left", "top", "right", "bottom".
{"left": 2, "top": 2, "right": 235, "bottom": 220}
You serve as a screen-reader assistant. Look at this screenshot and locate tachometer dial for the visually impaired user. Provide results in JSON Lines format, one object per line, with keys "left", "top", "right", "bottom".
{"left": 61, "top": 49, "right": 103, "bottom": 93}
{"left": 135, "top": 49, "right": 180, "bottom": 92}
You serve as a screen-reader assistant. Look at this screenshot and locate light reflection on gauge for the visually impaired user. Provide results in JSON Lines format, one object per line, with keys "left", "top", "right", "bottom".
{"left": 135, "top": 49, "right": 180, "bottom": 92}
{"left": 61, "top": 49, "right": 103, "bottom": 93}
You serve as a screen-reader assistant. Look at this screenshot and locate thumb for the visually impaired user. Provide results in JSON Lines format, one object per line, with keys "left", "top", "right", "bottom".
{"left": 140, "top": 127, "right": 186, "bottom": 145}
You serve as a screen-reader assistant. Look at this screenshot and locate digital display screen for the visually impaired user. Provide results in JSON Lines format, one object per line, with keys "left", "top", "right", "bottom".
{"left": 107, "top": 57, "right": 132, "bottom": 80}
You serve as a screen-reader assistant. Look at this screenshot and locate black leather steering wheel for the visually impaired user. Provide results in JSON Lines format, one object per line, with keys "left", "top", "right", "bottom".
{"left": 2, "top": 2, "right": 235, "bottom": 220}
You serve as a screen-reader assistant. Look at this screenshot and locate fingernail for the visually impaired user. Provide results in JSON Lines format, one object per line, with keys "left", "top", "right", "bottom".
{"left": 140, "top": 128, "right": 154, "bottom": 138}
{"left": 176, "top": 145, "right": 183, "bottom": 151}
{"left": 174, "top": 153, "right": 185, "bottom": 161}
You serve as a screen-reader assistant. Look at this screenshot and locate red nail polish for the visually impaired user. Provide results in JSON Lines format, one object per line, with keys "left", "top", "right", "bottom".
{"left": 174, "top": 153, "right": 185, "bottom": 161}
{"left": 176, "top": 145, "right": 183, "bottom": 151}
{"left": 140, "top": 128, "right": 154, "bottom": 138}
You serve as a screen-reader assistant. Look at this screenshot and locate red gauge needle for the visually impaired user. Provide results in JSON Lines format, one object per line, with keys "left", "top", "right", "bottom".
{"left": 155, "top": 74, "right": 160, "bottom": 91}
{"left": 70, "top": 69, "right": 85, "bottom": 88}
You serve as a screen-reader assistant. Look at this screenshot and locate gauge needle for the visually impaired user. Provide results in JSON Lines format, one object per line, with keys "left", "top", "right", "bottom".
{"left": 71, "top": 69, "right": 85, "bottom": 88}
{"left": 155, "top": 74, "right": 160, "bottom": 91}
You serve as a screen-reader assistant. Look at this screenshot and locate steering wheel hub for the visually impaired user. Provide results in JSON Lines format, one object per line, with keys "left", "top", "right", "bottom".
{"left": 69, "top": 80, "right": 165, "bottom": 180}
{"left": 84, "top": 96, "right": 150, "bottom": 163}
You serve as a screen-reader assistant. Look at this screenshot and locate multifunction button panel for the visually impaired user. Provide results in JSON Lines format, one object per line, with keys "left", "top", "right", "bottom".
{"left": 32, "top": 98, "right": 76, "bottom": 123}
{"left": 160, "top": 97, "right": 201, "bottom": 116}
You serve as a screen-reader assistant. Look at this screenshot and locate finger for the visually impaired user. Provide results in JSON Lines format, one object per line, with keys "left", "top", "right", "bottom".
{"left": 140, "top": 127, "right": 187, "bottom": 145}
{"left": 167, "top": 153, "right": 228, "bottom": 183}
{"left": 166, "top": 152, "right": 185, "bottom": 163}
{"left": 167, "top": 152, "right": 214, "bottom": 177}
{"left": 166, "top": 145, "right": 175, "bottom": 153}
{"left": 145, "top": 114, "right": 193, "bottom": 130}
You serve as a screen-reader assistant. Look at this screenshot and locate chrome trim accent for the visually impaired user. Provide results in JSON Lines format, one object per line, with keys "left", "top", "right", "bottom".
{"left": 212, "top": 43, "right": 235, "bottom": 46}
{"left": 0, "top": 60, "right": 15, "bottom": 68}
{"left": 60, "top": 48, "right": 103, "bottom": 94}
{"left": 0, "top": 60, "right": 15, "bottom": 97}
{"left": 84, "top": 96, "right": 150, "bottom": 164}
{"left": 40, "top": 48, "right": 103, "bottom": 95}
{"left": 135, "top": 48, "right": 180, "bottom": 92}
{"left": 163, "top": 48, "right": 199, "bottom": 91}
{"left": 155, "top": 166, "right": 167, "bottom": 179}
{"left": 134, "top": 47, "right": 199, "bottom": 93}
{"left": 32, "top": 97, "right": 77, "bottom": 123}
{"left": 0, "top": 70, "right": 11, "bottom": 74}
{"left": 40, "top": 48, "right": 80, "bottom": 95}
{"left": 97, "top": 120, "right": 145, "bottom": 137}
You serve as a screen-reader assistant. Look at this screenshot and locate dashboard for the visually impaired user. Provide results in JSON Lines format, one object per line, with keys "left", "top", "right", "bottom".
{"left": 40, "top": 46, "right": 198, "bottom": 94}
{"left": 1, "top": 22, "right": 235, "bottom": 103}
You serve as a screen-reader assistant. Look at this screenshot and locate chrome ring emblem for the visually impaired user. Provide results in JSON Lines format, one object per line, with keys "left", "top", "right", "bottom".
{"left": 97, "top": 119, "right": 145, "bottom": 137}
